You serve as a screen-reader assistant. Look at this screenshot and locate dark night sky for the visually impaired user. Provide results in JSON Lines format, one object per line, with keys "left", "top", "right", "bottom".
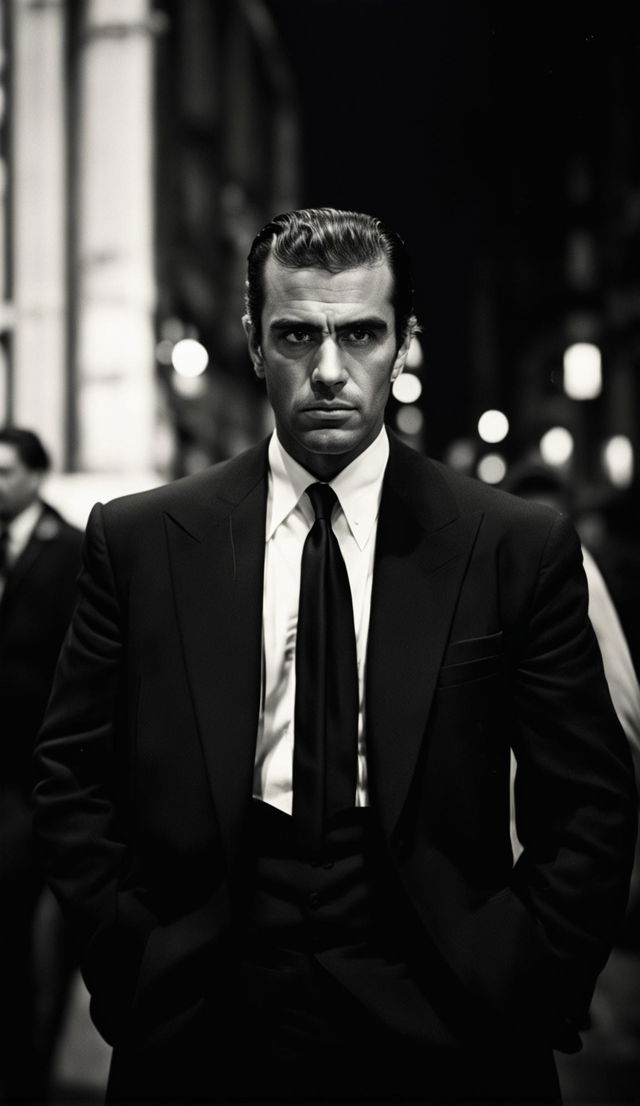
{"left": 263, "top": 1, "right": 640, "bottom": 452}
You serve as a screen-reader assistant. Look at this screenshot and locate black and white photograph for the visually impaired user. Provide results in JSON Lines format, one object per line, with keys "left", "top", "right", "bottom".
{"left": 1, "top": 2, "right": 639, "bottom": 1104}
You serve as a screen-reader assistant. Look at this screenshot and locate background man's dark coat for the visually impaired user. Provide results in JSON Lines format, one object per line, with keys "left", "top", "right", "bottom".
{"left": 1, "top": 502, "right": 83, "bottom": 1097}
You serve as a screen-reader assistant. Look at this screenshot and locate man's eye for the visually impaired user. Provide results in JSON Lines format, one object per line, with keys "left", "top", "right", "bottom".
{"left": 283, "top": 330, "right": 313, "bottom": 344}
{"left": 344, "top": 328, "right": 374, "bottom": 344}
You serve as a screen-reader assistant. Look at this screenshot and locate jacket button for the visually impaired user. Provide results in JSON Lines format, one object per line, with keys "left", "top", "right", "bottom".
{"left": 308, "top": 892, "right": 321, "bottom": 910}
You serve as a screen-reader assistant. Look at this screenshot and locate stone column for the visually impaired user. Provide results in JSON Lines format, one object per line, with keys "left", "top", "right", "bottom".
{"left": 74, "top": 0, "right": 156, "bottom": 473}
{"left": 10, "top": 0, "right": 67, "bottom": 466}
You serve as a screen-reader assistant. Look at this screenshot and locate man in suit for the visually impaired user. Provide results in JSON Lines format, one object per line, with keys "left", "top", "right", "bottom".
{"left": 33, "top": 209, "right": 637, "bottom": 1105}
{"left": 0, "top": 427, "right": 83, "bottom": 1102}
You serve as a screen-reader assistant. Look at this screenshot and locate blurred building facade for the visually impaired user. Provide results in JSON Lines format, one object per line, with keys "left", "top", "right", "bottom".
{"left": 0, "top": 0, "right": 299, "bottom": 522}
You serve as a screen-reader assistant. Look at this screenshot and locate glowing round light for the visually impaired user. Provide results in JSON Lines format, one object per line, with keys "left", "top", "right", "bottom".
{"left": 603, "top": 435, "right": 634, "bottom": 488}
{"left": 171, "top": 338, "right": 209, "bottom": 377}
{"left": 477, "top": 453, "right": 507, "bottom": 484}
{"left": 540, "top": 426, "right": 574, "bottom": 466}
{"left": 392, "top": 373, "right": 423, "bottom": 404}
{"left": 406, "top": 335, "right": 424, "bottom": 369}
{"left": 477, "top": 409, "right": 509, "bottom": 444}
{"left": 563, "top": 342, "right": 602, "bottom": 399}
{"left": 396, "top": 406, "right": 424, "bottom": 436}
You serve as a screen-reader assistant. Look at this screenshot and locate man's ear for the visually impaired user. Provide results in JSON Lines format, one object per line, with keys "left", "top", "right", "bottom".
{"left": 242, "top": 314, "right": 265, "bottom": 379}
{"left": 390, "top": 316, "right": 417, "bottom": 382}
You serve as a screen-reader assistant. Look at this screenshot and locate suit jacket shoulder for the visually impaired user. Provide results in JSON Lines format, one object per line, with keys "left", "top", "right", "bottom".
{"left": 99, "top": 438, "right": 270, "bottom": 536}
{"left": 386, "top": 430, "right": 566, "bottom": 543}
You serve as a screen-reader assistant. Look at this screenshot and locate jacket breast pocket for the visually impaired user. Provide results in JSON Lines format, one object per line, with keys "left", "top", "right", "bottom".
{"left": 438, "top": 631, "right": 505, "bottom": 688}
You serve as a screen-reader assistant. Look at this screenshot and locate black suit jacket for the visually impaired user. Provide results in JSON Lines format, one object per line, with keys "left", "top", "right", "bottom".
{"left": 1, "top": 502, "right": 83, "bottom": 880}
{"left": 32, "top": 434, "right": 636, "bottom": 1062}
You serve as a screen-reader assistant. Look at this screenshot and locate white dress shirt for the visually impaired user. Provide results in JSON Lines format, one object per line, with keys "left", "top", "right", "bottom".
{"left": 253, "top": 427, "right": 390, "bottom": 814}
{"left": 510, "top": 540, "right": 640, "bottom": 860}
{"left": 582, "top": 545, "right": 640, "bottom": 755}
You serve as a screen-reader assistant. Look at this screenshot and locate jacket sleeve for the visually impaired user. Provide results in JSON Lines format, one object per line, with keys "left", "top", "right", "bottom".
{"left": 510, "top": 512, "right": 637, "bottom": 1032}
{"left": 32, "top": 502, "right": 156, "bottom": 1043}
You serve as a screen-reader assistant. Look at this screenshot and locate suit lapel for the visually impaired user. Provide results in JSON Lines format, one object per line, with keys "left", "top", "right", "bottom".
{"left": 163, "top": 444, "right": 268, "bottom": 870}
{"left": 367, "top": 438, "right": 483, "bottom": 839}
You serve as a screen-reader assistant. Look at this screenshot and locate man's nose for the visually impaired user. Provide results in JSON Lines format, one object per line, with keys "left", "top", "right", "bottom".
{"left": 311, "top": 338, "right": 346, "bottom": 388}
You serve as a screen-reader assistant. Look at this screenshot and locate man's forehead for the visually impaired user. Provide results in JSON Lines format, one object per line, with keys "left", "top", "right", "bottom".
{"left": 261, "top": 255, "right": 394, "bottom": 316}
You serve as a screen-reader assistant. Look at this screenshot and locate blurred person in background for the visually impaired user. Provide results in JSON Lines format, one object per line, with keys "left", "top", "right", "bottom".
{"left": 502, "top": 462, "right": 640, "bottom": 759}
{"left": 33, "top": 210, "right": 636, "bottom": 1105}
{"left": 504, "top": 460, "right": 640, "bottom": 1098}
{"left": 0, "top": 427, "right": 83, "bottom": 1103}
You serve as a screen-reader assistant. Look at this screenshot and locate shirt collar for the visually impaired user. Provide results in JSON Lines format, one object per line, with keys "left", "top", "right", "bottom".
{"left": 6, "top": 499, "right": 43, "bottom": 551}
{"left": 266, "top": 427, "right": 389, "bottom": 551}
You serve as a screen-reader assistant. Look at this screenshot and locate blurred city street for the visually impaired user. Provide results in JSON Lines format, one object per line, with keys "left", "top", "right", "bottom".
{"left": 1, "top": 3, "right": 639, "bottom": 1105}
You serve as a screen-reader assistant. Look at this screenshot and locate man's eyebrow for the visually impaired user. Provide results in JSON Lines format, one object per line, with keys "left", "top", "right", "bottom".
{"left": 269, "top": 316, "right": 389, "bottom": 333}
{"left": 269, "top": 318, "right": 316, "bottom": 332}
{"left": 338, "top": 316, "right": 389, "bottom": 332}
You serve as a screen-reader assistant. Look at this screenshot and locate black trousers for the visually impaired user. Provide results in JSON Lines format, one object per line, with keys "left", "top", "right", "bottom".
{"left": 107, "top": 956, "right": 560, "bottom": 1106}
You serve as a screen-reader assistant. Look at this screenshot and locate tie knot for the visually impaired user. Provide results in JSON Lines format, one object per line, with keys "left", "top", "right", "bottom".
{"left": 305, "top": 482, "right": 337, "bottom": 521}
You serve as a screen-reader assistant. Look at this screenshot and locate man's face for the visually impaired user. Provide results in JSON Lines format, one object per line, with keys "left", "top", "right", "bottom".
{"left": 0, "top": 443, "right": 42, "bottom": 520}
{"left": 244, "top": 256, "right": 411, "bottom": 478}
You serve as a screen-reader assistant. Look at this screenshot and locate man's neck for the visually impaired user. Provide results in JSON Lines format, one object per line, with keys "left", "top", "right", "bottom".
{"left": 275, "top": 427, "right": 387, "bottom": 482}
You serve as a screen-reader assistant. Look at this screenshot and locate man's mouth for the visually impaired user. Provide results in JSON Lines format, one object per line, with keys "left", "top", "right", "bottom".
{"left": 302, "top": 404, "right": 354, "bottom": 414}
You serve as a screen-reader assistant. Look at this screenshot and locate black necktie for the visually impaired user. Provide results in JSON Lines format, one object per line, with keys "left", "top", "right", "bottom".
{"left": 292, "top": 483, "right": 359, "bottom": 859}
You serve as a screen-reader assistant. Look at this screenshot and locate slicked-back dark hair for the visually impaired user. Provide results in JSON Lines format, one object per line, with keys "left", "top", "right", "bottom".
{"left": 246, "top": 207, "right": 415, "bottom": 343}
{"left": 0, "top": 426, "right": 50, "bottom": 472}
